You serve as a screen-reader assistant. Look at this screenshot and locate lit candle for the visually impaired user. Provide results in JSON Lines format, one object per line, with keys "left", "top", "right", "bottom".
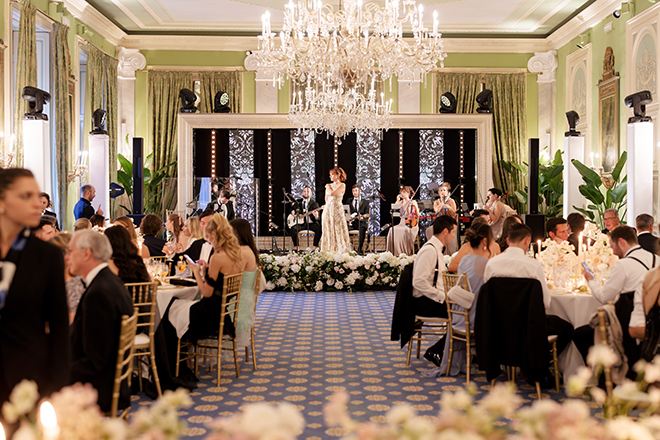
{"left": 537, "top": 239, "right": 542, "bottom": 257}
{"left": 40, "top": 402, "right": 59, "bottom": 440}
{"left": 578, "top": 232, "right": 583, "bottom": 255}
{"left": 357, "top": 0, "right": 362, "bottom": 22}
{"left": 418, "top": 4, "right": 423, "bottom": 27}
{"left": 0, "top": 422, "right": 5, "bottom": 440}
{"left": 261, "top": 13, "right": 266, "bottom": 35}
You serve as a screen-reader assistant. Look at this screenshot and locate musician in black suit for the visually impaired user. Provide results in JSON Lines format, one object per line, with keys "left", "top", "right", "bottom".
{"left": 347, "top": 185, "right": 370, "bottom": 254}
{"left": 0, "top": 169, "right": 70, "bottom": 404}
{"left": 637, "top": 213, "right": 659, "bottom": 254}
{"left": 290, "top": 186, "right": 322, "bottom": 250}
{"left": 68, "top": 230, "right": 134, "bottom": 413}
{"left": 206, "top": 191, "right": 235, "bottom": 221}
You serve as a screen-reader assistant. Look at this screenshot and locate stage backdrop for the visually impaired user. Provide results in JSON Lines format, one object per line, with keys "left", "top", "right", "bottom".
{"left": 195, "top": 128, "right": 476, "bottom": 236}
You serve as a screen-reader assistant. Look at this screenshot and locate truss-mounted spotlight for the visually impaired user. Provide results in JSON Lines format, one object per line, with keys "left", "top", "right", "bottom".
{"left": 476, "top": 89, "right": 493, "bottom": 113}
{"left": 213, "top": 91, "right": 231, "bottom": 113}
{"left": 625, "top": 90, "right": 653, "bottom": 123}
{"left": 439, "top": 92, "right": 456, "bottom": 113}
{"left": 22, "top": 86, "right": 50, "bottom": 121}
{"left": 565, "top": 110, "right": 580, "bottom": 136}
{"left": 179, "top": 88, "right": 197, "bottom": 113}
{"left": 90, "top": 108, "right": 107, "bottom": 134}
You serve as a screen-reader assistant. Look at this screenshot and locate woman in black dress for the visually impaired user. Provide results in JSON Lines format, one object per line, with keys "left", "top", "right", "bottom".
{"left": 140, "top": 214, "right": 167, "bottom": 257}
{"left": 0, "top": 169, "right": 69, "bottom": 403}
{"left": 104, "top": 225, "right": 150, "bottom": 284}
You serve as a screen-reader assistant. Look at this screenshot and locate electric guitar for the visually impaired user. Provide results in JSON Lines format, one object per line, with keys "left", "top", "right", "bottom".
{"left": 287, "top": 206, "right": 324, "bottom": 228}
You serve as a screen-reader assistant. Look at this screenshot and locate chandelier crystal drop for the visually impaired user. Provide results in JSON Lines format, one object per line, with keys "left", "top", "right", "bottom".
{"left": 251, "top": 0, "right": 447, "bottom": 140}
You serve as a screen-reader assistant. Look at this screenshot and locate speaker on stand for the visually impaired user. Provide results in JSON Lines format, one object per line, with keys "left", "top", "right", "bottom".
{"left": 128, "top": 137, "right": 145, "bottom": 227}
{"left": 524, "top": 138, "right": 546, "bottom": 246}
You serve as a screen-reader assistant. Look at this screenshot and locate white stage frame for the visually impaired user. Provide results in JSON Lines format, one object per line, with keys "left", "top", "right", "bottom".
{"left": 177, "top": 113, "right": 494, "bottom": 214}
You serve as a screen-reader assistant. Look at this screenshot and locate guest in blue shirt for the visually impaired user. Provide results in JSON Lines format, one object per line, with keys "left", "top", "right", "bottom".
{"left": 73, "top": 184, "right": 103, "bottom": 220}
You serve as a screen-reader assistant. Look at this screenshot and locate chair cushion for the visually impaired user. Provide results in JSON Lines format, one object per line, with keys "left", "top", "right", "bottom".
{"left": 134, "top": 333, "right": 150, "bottom": 346}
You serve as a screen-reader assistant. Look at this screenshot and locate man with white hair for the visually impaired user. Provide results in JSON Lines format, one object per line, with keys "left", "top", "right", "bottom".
{"left": 67, "top": 230, "right": 134, "bottom": 413}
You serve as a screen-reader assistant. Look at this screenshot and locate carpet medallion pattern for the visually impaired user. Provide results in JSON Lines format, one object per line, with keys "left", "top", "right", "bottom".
{"left": 131, "top": 291, "right": 570, "bottom": 439}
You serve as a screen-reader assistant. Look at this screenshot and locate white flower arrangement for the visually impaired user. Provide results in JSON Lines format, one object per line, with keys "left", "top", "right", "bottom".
{"left": 260, "top": 251, "right": 416, "bottom": 292}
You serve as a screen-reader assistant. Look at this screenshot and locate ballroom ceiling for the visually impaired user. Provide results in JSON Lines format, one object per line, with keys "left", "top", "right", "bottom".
{"left": 82, "top": 0, "right": 597, "bottom": 38}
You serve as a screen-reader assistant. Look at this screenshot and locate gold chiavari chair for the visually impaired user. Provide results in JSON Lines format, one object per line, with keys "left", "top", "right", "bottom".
{"left": 125, "top": 281, "right": 162, "bottom": 397}
{"left": 176, "top": 273, "right": 244, "bottom": 386}
{"left": 442, "top": 272, "right": 476, "bottom": 383}
{"left": 245, "top": 268, "right": 262, "bottom": 370}
{"left": 406, "top": 288, "right": 449, "bottom": 366}
{"left": 109, "top": 310, "right": 139, "bottom": 418}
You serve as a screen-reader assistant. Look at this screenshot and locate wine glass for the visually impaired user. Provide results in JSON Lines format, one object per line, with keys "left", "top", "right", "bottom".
{"left": 177, "top": 259, "right": 187, "bottom": 274}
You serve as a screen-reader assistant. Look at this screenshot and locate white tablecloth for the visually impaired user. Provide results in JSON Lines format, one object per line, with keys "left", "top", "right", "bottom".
{"left": 156, "top": 284, "right": 200, "bottom": 337}
{"left": 547, "top": 292, "right": 601, "bottom": 379}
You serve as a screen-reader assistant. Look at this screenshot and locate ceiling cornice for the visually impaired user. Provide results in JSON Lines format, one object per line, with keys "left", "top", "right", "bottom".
{"left": 60, "top": 0, "right": 626, "bottom": 55}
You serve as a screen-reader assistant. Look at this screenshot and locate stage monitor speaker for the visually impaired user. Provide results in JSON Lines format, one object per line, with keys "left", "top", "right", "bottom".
{"left": 528, "top": 138, "right": 540, "bottom": 215}
{"left": 133, "top": 138, "right": 144, "bottom": 214}
{"left": 524, "top": 213, "right": 546, "bottom": 244}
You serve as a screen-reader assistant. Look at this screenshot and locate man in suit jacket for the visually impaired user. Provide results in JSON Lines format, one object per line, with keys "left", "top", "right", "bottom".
{"left": 637, "top": 213, "right": 659, "bottom": 254}
{"left": 347, "top": 184, "right": 370, "bottom": 254}
{"left": 290, "top": 186, "right": 322, "bottom": 249}
{"left": 0, "top": 230, "right": 70, "bottom": 403}
{"left": 73, "top": 184, "right": 103, "bottom": 220}
{"left": 67, "top": 230, "right": 134, "bottom": 413}
{"left": 206, "top": 191, "right": 235, "bottom": 221}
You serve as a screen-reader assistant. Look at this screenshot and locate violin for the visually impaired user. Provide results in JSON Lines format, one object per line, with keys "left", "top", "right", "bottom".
{"left": 405, "top": 203, "right": 419, "bottom": 228}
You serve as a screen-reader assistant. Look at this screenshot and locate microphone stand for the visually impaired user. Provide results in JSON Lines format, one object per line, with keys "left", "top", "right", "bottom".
{"left": 281, "top": 189, "right": 293, "bottom": 253}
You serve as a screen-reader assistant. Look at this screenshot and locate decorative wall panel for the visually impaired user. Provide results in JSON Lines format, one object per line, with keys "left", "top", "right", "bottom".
{"left": 356, "top": 130, "right": 381, "bottom": 235}
{"left": 229, "top": 129, "right": 256, "bottom": 231}
{"left": 418, "top": 130, "right": 444, "bottom": 200}
{"left": 565, "top": 44, "right": 592, "bottom": 164}
{"left": 290, "top": 130, "right": 316, "bottom": 198}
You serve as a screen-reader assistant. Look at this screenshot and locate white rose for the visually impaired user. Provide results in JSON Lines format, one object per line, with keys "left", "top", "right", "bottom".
{"left": 587, "top": 344, "right": 618, "bottom": 368}
{"left": 315, "top": 281, "right": 323, "bottom": 291}
{"left": 291, "top": 264, "right": 300, "bottom": 273}
{"left": 277, "top": 277, "right": 287, "bottom": 287}
{"left": 266, "top": 281, "right": 276, "bottom": 290}
{"left": 335, "top": 281, "right": 344, "bottom": 290}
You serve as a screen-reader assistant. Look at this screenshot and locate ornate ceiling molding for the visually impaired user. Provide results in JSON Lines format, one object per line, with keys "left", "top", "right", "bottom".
{"left": 117, "top": 47, "right": 146, "bottom": 79}
{"left": 527, "top": 50, "right": 558, "bottom": 83}
{"left": 63, "top": 0, "right": 127, "bottom": 45}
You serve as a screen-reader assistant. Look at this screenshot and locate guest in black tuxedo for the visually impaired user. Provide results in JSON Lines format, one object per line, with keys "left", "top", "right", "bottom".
{"left": 0, "top": 169, "right": 70, "bottom": 404}
{"left": 637, "top": 213, "right": 659, "bottom": 254}
{"left": 140, "top": 214, "right": 167, "bottom": 257}
{"left": 567, "top": 212, "right": 586, "bottom": 255}
{"left": 207, "top": 191, "right": 235, "bottom": 221}
{"left": 347, "top": 184, "right": 370, "bottom": 254}
{"left": 67, "top": 230, "right": 134, "bottom": 413}
{"left": 290, "top": 186, "right": 322, "bottom": 250}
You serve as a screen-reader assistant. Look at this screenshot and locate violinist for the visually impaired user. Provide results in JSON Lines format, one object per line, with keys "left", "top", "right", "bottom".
{"left": 427, "top": 182, "right": 458, "bottom": 254}
{"left": 386, "top": 186, "right": 419, "bottom": 256}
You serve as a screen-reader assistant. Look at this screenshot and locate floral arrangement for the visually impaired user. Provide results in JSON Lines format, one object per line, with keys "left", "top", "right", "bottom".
{"left": 582, "top": 223, "right": 618, "bottom": 283}
{"left": 1, "top": 380, "right": 192, "bottom": 440}
{"left": 537, "top": 238, "right": 579, "bottom": 289}
{"left": 260, "top": 251, "right": 417, "bottom": 292}
{"left": 204, "top": 402, "right": 304, "bottom": 440}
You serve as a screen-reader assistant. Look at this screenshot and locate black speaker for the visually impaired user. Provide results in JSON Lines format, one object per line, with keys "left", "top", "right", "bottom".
{"left": 527, "top": 138, "right": 540, "bottom": 215}
{"left": 133, "top": 138, "right": 144, "bottom": 214}
{"left": 524, "top": 214, "right": 546, "bottom": 244}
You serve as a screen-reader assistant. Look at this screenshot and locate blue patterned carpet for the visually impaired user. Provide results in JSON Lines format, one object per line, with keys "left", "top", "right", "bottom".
{"left": 131, "top": 291, "right": 575, "bottom": 439}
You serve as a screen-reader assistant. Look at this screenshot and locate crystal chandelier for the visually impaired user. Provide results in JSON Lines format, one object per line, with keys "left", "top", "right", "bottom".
{"left": 252, "top": 0, "right": 446, "bottom": 140}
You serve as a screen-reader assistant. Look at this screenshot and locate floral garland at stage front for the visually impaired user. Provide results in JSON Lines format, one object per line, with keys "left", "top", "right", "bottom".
{"left": 259, "top": 252, "right": 424, "bottom": 292}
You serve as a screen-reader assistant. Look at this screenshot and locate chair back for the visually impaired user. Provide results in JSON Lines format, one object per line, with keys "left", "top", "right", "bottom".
{"left": 110, "top": 310, "right": 139, "bottom": 417}
{"left": 598, "top": 306, "right": 614, "bottom": 397}
{"left": 475, "top": 277, "right": 549, "bottom": 382}
{"left": 253, "top": 267, "right": 262, "bottom": 299}
{"left": 125, "top": 281, "right": 158, "bottom": 342}
{"left": 219, "top": 273, "right": 244, "bottom": 338}
{"left": 442, "top": 272, "right": 471, "bottom": 328}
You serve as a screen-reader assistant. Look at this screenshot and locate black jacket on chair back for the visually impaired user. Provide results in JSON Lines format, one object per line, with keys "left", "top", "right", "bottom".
{"left": 475, "top": 277, "right": 549, "bottom": 383}
{"left": 391, "top": 264, "right": 416, "bottom": 348}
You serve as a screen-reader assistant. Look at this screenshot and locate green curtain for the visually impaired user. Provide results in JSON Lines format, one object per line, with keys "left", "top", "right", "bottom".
{"left": 85, "top": 45, "right": 119, "bottom": 179}
{"left": 436, "top": 72, "right": 527, "bottom": 207}
{"left": 53, "top": 23, "right": 71, "bottom": 222}
{"left": 198, "top": 71, "right": 242, "bottom": 113}
{"left": 13, "top": 0, "right": 37, "bottom": 167}
{"left": 149, "top": 71, "right": 193, "bottom": 212}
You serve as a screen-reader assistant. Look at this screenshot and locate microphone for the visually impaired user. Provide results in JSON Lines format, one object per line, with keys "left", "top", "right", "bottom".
{"left": 376, "top": 188, "right": 386, "bottom": 201}
{"left": 381, "top": 223, "right": 391, "bottom": 231}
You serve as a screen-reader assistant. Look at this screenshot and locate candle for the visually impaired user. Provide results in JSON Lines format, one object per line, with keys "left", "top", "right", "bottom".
{"left": 0, "top": 422, "right": 5, "bottom": 440}
{"left": 578, "top": 232, "right": 583, "bottom": 260}
{"left": 418, "top": 4, "right": 423, "bottom": 27}
{"left": 537, "top": 239, "right": 542, "bottom": 257}
{"left": 40, "top": 402, "right": 59, "bottom": 440}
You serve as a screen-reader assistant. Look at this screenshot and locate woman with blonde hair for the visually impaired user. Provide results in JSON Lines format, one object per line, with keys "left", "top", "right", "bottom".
{"left": 179, "top": 216, "right": 203, "bottom": 252}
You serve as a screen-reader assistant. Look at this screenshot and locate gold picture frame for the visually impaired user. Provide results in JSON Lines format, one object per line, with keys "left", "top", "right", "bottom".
{"left": 597, "top": 47, "right": 620, "bottom": 172}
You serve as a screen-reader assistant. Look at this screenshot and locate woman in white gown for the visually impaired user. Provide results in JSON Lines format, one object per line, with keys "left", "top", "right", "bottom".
{"left": 320, "top": 168, "right": 351, "bottom": 253}
{"left": 386, "top": 186, "right": 419, "bottom": 256}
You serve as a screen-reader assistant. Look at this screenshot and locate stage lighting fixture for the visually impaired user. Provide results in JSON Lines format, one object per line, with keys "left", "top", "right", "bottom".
{"left": 565, "top": 110, "right": 580, "bottom": 136}
{"left": 439, "top": 92, "right": 456, "bottom": 113}
{"left": 90, "top": 108, "right": 107, "bottom": 134}
{"left": 476, "top": 89, "right": 493, "bottom": 113}
{"left": 179, "top": 88, "right": 197, "bottom": 113}
{"left": 625, "top": 90, "right": 653, "bottom": 123}
{"left": 109, "top": 182, "right": 125, "bottom": 198}
{"left": 22, "top": 86, "right": 50, "bottom": 121}
{"left": 213, "top": 91, "right": 231, "bottom": 113}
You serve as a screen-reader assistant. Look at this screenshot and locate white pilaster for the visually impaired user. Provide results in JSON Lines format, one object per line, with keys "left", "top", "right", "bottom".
{"left": 89, "top": 134, "right": 110, "bottom": 219}
{"left": 563, "top": 136, "right": 585, "bottom": 218}
{"left": 397, "top": 72, "right": 421, "bottom": 113}
{"left": 627, "top": 121, "right": 655, "bottom": 226}
{"left": 244, "top": 53, "right": 278, "bottom": 113}
{"left": 528, "top": 50, "right": 558, "bottom": 153}
{"left": 117, "top": 47, "right": 146, "bottom": 158}
{"left": 23, "top": 120, "right": 51, "bottom": 195}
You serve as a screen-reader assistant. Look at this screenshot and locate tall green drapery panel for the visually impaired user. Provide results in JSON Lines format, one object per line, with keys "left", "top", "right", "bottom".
{"left": 148, "top": 71, "right": 193, "bottom": 212}
{"left": 103, "top": 54, "right": 119, "bottom": 178}
{"left": 13, "top": 0, "right": 37, "bottom": 168}
{"left": 436, "top": 73, "right": 527, "bottom": 207}
{"left": 198, "top": 71, "right": 242, "bottom": 114}
{"left": 53, "top": 23, "right": 72, "bottom": 222}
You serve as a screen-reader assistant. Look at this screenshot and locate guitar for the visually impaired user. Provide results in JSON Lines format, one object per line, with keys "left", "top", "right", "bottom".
{"left": 347, "top": 212, "right": 370, "bottom": 222}
{"left": 287, "top": 206, "right": 324, "bottom": 228}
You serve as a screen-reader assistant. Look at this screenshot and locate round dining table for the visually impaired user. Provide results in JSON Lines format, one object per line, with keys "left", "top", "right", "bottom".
{"left": 547, "top": 290, "right": 602, "bottom": 379}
